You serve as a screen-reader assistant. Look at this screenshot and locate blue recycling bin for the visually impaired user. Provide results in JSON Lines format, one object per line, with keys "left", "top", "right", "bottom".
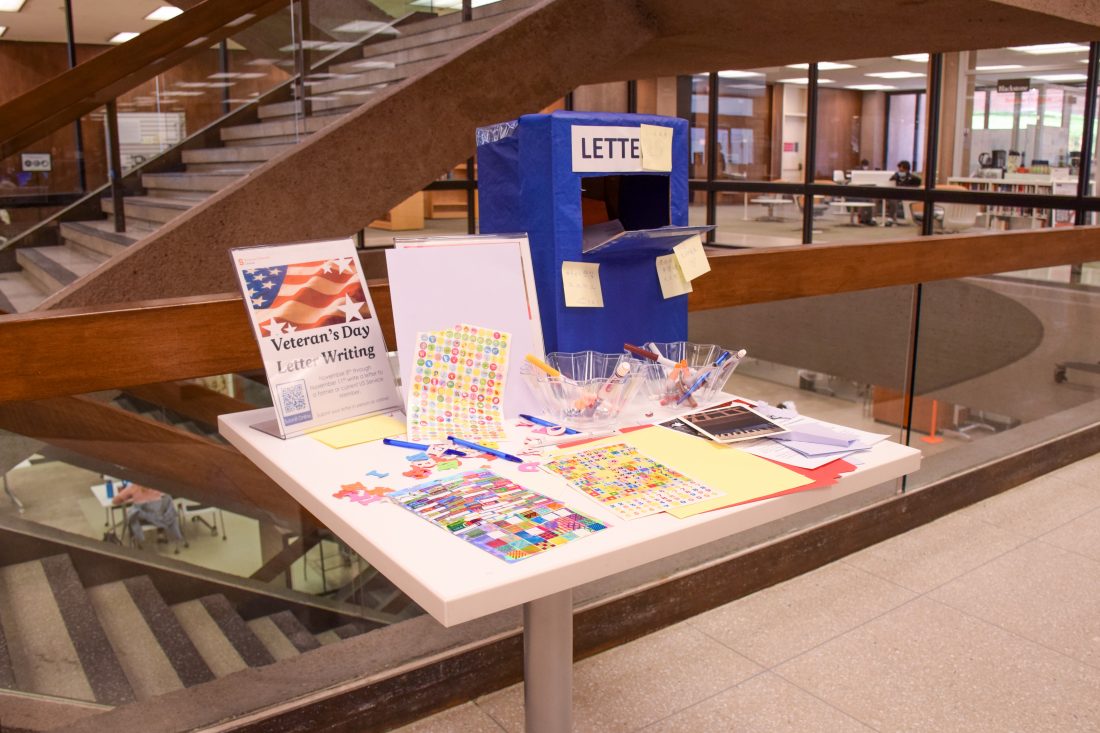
{"left": 477, "top": 111, "right": 700, "bottom": 354}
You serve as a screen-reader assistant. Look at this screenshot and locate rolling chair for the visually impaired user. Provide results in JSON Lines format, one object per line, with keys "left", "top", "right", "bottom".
{"left": 178, "top": 499, "right": 228, "bottom": 542}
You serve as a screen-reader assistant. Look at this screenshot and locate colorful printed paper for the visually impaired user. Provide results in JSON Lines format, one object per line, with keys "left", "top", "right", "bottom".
{"left": 655, "top": 253, "right": 693, "bottom": 299}
{"left": 388, "top": 469, "right": 608, "bottom": 563}
{"left": 561, "top": 261, "right": 604, "bottom": 307}
{"left": 406, "top": 323, "right": 511, "bottom": 442}
{"left": 544, "top": 443, "right": 721, "bottom": 519}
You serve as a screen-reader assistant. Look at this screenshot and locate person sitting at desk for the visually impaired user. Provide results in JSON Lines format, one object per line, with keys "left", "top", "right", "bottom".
{"left": 112, "top": 482, "right": 183, "bottom": 548}
{"left": 887, "top": 160, "right": 921, "bottom": 223}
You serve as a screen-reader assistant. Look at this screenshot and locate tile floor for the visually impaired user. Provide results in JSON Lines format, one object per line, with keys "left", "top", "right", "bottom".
{"left": 395, "top": 451, "right": 1100, "bottom": 733}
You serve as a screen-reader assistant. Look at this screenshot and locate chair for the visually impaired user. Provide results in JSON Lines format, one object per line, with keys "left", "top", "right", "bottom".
{"left": 795, "top": 194, "right": 830, "bottom": 231}
{"left": 179, "top": 500, "right": 228, "bottom": 541}
{"left": 939, "top": 201, "right": 982, "bottom": 233}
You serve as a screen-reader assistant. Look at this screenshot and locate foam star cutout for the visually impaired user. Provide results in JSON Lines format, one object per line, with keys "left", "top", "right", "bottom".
{"left": 337, "top": 294, "right": 365, "bottom": 322}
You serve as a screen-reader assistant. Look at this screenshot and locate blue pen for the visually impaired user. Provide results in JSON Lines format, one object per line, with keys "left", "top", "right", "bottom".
{"left": 518, "top": 413, "right": 580, "bottom": 435}
{"left": 447, "top": 435, "right": 524, "bottom": 463}
{"left": 676, "top": 350, "right": 736, "bottom": 405}
{"left": 382, "top": 437, "right": 467, "bottom": 457}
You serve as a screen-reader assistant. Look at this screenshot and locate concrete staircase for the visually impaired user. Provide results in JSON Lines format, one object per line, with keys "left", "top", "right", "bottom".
{"left": 0, "top": 0, "right": 534, "bottom": 314}
{"left": 0, "top": 554, "right": 372, "bottom": 724}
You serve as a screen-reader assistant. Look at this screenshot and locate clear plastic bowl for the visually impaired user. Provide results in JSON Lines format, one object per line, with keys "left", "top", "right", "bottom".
{"left": 630, "top": 342, "right": 743, "bottom": 407}
{"left": 519, "top": 351, "right": 645, "bottom": 429}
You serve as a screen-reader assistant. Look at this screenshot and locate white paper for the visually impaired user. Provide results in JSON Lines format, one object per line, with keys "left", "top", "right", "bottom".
{"left": 571, "top": 125, "right": 644, "bottom": 173}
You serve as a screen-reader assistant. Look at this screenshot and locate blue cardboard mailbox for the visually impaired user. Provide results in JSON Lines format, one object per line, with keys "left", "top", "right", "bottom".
{"left": 476, "top": 111, "right": 708, "bottom": 354}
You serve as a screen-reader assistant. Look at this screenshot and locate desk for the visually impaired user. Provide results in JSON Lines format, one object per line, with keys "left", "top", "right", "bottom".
{"left": 89, "top": 482, "right": 127, "bottom": 539}
{"left": 829, "top": 200, "right": 874, "bottom": 226}
{"left": 750, "top": 197, "right": 793, "bottom": 222}
{"left": 220, "top": 403, "right": 919, "bottom": 732}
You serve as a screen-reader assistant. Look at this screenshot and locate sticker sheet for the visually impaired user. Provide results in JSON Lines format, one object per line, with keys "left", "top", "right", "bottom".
{"left": 406, "top": 323, "right": 511, "bottom": 442}
{"left": 544, "top": 443, "right": 721, "bottom": 520}
{"left": 388, "top": 469, "right": 607, "bottom": 563}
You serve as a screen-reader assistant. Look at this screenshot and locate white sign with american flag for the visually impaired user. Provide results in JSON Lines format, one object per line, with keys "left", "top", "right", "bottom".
{"left": 232, "top": 238, "right": 402, "bottom": 438}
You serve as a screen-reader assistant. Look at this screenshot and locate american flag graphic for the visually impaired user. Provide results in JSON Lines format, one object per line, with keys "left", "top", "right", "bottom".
{"left": 243, "top": 257, "right": 367, "bottom": 334}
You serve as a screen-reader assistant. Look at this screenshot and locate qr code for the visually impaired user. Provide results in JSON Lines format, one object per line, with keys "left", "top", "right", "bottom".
{"left": 278, "top": 380, "right": 313, "bottom": 425}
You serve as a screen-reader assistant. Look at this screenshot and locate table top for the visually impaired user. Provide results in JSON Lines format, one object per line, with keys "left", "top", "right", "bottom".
{"left": 830, "top": 201, "right": 875, "bottom": 208}
{"left": 751, "top": 197, "right": 793, "bottom": 204}
{"left": 89, "top": 482, "right": 119, "bottom": 509}
{"left": 220, "top": 402, "right": 920, "bottom": 626}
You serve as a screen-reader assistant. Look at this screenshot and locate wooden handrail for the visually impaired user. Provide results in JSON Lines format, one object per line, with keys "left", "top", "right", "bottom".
{"left": 1, "top": 227, "right": 1099, "bottom": 404}
{"left": 0, "top": 0, "right": 288, "bottom": 161}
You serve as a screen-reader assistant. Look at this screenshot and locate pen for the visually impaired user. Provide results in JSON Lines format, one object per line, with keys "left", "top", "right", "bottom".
{"left": 518, "top": 413, "right": 579, "bottom": 435}
{"left": 383, "top": 437, "right": 467, "bottom": 456}
{"left": 624, "top": 343, "right": 677, "bottom": 368}
{"left": 523, "top": 429, "right": 619, "bottom": 449}
{"left": 645, "top": 342, "right": 680, "bottom": 368}
{"left": 447, "top": 435, "right": 524, "bottom": 463}
{"left": 676, "top": 350, "right": 734, "bottom": 405}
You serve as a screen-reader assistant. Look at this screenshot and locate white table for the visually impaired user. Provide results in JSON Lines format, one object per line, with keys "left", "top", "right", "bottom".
{"left": 750, "top": 197, "right": 793, "bottom": 222}
{"left": 90, "top": 481, "right": 127, "bottom": 539}
{"left": 829, "top": 200, "right": 875, "bottom": 226}
{"left": 220, "top": 405, "right": 920, "bottom": 732}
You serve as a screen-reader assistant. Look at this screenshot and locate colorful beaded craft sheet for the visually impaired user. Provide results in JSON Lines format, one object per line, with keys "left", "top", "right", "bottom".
{"left": 406, "top": 323, "right": 511, "bottom": 443}
{"left": 387, "top": 469, "right": 608, "bottom": 563}
{"left": 543, "top": 443, "right": 722, "bottom": 520}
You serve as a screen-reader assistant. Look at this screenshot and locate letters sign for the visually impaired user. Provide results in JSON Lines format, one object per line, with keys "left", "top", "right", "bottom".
{"left": 21, "top": 153, "right": 51, "bottom": 172}
{"left": 997, "top": 78, "right": 1031, "bottom": 93}
{"left": 571, "top": 125, "right": 644, "bottom": 173}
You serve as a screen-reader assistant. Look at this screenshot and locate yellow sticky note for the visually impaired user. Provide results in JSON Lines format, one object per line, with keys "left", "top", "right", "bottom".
{"left": 307, "top": 413, "right": 406, "bottom": 449}
{"left": 565, "top": 427, "right": 813, "bottom": 518}
{"left": 673, "top": 234, "right": 711, "bottom": 281}
{"left": 655, "top": 253, "right": 692, "bottom": 299}
{"left": 561, "top": 261, "right": 604, "bottom": 308}
{"left": 640, "top": 124, "right": 673, "bottom": 172}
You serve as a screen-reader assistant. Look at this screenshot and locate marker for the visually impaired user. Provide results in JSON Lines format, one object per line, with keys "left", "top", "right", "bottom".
{"left": 524, "top": 354, "right": 561, "bottom": 378}
{"left": 383, "top": 437, "right": 467, "bottom": 456}
{"left": 518, "top": 414, "right": 579, "bottom": 435}
{"left": 624, "top": 343, "right": 677, "bottom": 368}
{"left": 523, "top": 429, "right": 619, "bottom": 450}
{"left": 448, "top": 435, "right": 524, "bottom": 463}
{"left": 645, "top": 342, "right": 680, "bottom": 368}
{"left": 676, "top": 350, "right": 735, "bottom": 405}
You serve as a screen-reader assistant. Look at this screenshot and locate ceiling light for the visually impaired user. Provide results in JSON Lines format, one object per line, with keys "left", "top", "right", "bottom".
{"left": 893, "top": 53, "right": 929, "bottom": 62}
{"left": 0, "top": 0, "right": 26, "bottom": 12}
{"left": 786, "top": 62, "right": 855, "bottom": 70}
{"left": 1034, "top": 73, "right": 1088, "bottom": 81}
{"left": 1010, "top": 43, "right": 1088, "bottom": 55}
{"left": 333, "top": 19, "right": 398, "bottom": 34}
{"left": 866, "top": 71, "right": 926, "bottom": 79}
{"left": 777, "top": 78, "right": 833, "bottom": 84}
{"left": 109, "top": 32, "right": 140, "bottom": 43}
{"left": 718, "top": 70, "right": 763, "bottom": 78}
{"left": 144, "top": 6, "right": 183, "bottom": 21}
{"left": 208, "top": 72, "right": 240, "bottom": 79}
{"left": 847, "top": 84, "right": 897, "bottom": 91}
{"left": 975, "top": 64, "right": 1023, "bottom": 71}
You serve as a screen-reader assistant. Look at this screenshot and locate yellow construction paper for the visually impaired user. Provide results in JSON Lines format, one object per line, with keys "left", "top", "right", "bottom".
{"left": 640, "top": 123, "right": 673, "bottom": 172}
{"left": 564, "top": 426, "right": 813, "bottom": 518}
{"left": 655, "top": 253, "right": 693, "bottom": 299}
{"left": 561, "top": 261, "right": 604, "bottom": 308}
{"left": 307, "top": 413, "right": 406, "bottom": 449}
{"left": 673, "top": 234, "right": 711, "bottom": 281}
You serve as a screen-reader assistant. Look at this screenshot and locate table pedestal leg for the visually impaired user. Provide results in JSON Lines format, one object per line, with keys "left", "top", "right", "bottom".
{"left": 524, "top": 589, "right": 573, "bottom": 733}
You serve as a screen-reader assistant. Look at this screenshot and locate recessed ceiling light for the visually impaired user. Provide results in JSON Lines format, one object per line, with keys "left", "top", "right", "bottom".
{"left": 109, "top": 32, "right": 140, "bottom": 43}
{"left": 847, "top": 84, "right": 897, "bottom": 91}
{"left": 1010, "top": 43, "right": 1088, "bottom": 55}
{"left": 1034, "top": 73, "right": 1088, "bottom": 81}
{"left": 867, "top": 71, "right": 926, "bottom": 79}
{"left": 975, "top": 64, "right": 1024, "bottom": 71}
{"left": 0, "top": 0, "right": 27, "bottom": 12}
{"left": 717, "top": 70, "right": 763, "bottom": 78}
{"left": 786, "top": 62, "right": 855, "bottom": 70}
{"left": 777, "top": 78, "right": 833, "bottom": 84}
{"left": 144, "top": 6, "right": 183, "bottom": 21}
{"left": 893, "top": 53, "right": 929, "bottom": 62}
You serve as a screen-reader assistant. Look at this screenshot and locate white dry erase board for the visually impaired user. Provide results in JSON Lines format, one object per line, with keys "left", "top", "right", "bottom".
{"left": 386, "top": 234, "right": 545, "bottom": 417}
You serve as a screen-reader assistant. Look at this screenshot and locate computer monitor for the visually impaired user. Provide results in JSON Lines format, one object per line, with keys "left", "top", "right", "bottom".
{"left": 849, "top": 170, "right": 895, "bottom": 187}
{"left": 833, "top": 170, "right": 846, "bottom": 184}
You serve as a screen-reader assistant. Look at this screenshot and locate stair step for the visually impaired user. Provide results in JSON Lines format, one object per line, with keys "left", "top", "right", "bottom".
{"left": 86, "top": 576, "right": 214, "bottom": 701}
{"left": 0, "top": 557, "right": 111, "bottom": 703}
{"left": 0, "top": 272, "right": 46, "bottom": 313}
{"left": 15, "top": 245, "right": 107, "bottom": 293}
{"left": 181, "top": 143, "right": 294, "bottom": 166}
{"left": 219, "top": 114, "right": 340, "bottom": 144}
{"left": 330, "top": 33, "right": 468, "bottom": 75}
{"left": 59, "top": 220, "right": 140, "bottom": 259}
{"left": 0, "top": 601, "right": 16, "bottom": 688}
{"left": 101, "top": 195, "right": 195, "bottom": 226}
{"left": 141, "top": 171, "right": 245, "bottom": 194}
{"left": 307, "top": 57, "right": 437, "bottom": 96}
{"left": 172, "top": 596, "right": 274, "bottom": 677}
{"left": 246, "top": 610, "right": 319, "bottom": 661}
{"left": 360, "top": 11, "right": 516, "bottom": 60}
{"left": 182, "top": 160, "right": 265, "bottom": 174}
